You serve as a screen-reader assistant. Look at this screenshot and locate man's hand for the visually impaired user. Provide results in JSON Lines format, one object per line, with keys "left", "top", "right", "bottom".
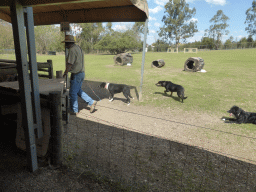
{"left": 63, "top": 63, "right": 73, "bottom": 78}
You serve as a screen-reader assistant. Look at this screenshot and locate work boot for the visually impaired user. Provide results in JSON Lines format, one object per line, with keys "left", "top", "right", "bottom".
{"left": 90, "top": 101, "right": 97, "bottom": 113}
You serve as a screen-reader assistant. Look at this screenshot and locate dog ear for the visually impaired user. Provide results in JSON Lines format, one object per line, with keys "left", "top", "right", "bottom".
{"left": 162, "top": 81, "right": 166, "bottom": 86}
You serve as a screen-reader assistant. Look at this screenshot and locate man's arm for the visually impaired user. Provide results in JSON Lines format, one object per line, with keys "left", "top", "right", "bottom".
{"left": 63, "top": 63, "right": 73, "bottom": 77}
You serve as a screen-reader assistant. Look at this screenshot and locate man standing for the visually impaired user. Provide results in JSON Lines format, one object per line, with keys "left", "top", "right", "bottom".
{"left": 63, "top": 35, "right": 97, "bottom": 114}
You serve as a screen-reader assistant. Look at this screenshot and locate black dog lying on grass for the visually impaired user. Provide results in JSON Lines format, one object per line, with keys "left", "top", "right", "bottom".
{"left": 98, "top": 82, "right": 134, "bottom": 105}
{"left": 155, "top": 81, "right": 187, "bottom": 103}
{"left": 222, "top": 105, "right": 256, "bottom": 124}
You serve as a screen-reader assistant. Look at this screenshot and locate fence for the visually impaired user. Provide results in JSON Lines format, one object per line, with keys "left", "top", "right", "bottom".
{"left": 0, "top": 59, "right": 53, "bottom": 82}
{"left": 0, "top": 49, "right": 15, "bottom": 54}
{"left": 62, "top": 81, "right": 256, "bottom": 191}
{"left": 146, "top": 42, "right": 256, "bottom": 53}
{"left": 181, "top": 42, "right": 256, "bottom": 51}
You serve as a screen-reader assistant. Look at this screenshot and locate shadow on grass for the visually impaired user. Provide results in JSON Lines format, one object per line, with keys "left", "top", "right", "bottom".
{"left": 154, "top": 91, "right": 182, "bottom": 103}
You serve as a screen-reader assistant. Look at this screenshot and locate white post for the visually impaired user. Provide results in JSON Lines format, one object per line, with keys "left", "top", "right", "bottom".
{"left": 139, "top": 19, "right": 148, "bottom": 101}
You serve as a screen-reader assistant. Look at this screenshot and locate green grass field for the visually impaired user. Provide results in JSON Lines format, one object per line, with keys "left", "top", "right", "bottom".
{"left": 1, "top": 49, "right": 256, "bottom": 132}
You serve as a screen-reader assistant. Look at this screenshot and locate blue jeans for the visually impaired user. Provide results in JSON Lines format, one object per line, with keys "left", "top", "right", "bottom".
{"left": 69, "top": 72, "right": 94, "bottom": 113}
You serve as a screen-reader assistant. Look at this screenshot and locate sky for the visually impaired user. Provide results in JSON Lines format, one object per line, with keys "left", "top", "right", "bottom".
{"left": 109, "top": 0, "right": 254, "bottom": 45}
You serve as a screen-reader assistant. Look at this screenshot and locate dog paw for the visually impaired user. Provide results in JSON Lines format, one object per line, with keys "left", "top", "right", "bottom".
{"left": 222, "top": 118, "right": 225, "bottom": 121}
{"left": 127, "top": 103, "right": 130, "bottom": 106}
{"left": 109, "top": 98, "right": 113, "bottom": 102}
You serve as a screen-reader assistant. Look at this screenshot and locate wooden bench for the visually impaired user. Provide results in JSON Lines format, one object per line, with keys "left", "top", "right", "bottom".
{"left": 0, "top": 59, "right": 53, "bottom": 82}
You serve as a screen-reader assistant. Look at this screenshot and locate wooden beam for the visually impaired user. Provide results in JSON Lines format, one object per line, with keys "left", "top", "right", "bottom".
{"left": 24, "top": 6, "right": 43, "bottom": 139}
{"left": 22, "top": 0, "right": 105, "bottom": 7}
{"left": 33, "top": 5, "right": 146, "bottom": 25}
{"left": 10, "top": 0, "right": 39, "bottom": 172}
{"left": 0, "top": 9, "right": 12, "bottom": 23}
{"left": 0, "top": 0, "right": 105, "bottom": 7}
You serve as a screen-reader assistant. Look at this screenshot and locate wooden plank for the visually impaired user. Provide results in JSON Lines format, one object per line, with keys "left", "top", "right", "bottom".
{"left": 0, "top": 78, "right": 66, "bottom": 96}
{"left": 0, "top": 59, "right": 17, "bottom": 63}
{"left": 38, "top": 74, "right": 50, "bottom": 78}
{"left": 37, "top": 62, "right": 51, "bottom": 69}
{"left": 38, "top": 69, "right": 49, "bottom": 72}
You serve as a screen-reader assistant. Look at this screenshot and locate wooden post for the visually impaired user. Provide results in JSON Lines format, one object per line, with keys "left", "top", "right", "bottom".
{"left": 49, "top": 91, "right": 63, "bottom": 166}
{"left": 24, "top": 7, "right": 43, "bottom": 139}
{"left": 56, "top": 70, "right": 63, "bottom": 79}
{"left": 47, "top": 60, "right": 53, "bottom": 79}
{"left": 10, "top": 0, "right": 39, "bottom": 172}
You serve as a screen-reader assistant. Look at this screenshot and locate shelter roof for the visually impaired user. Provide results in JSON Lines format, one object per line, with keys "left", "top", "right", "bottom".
{"left": 0, "top": 0, "right": 148, "bottom": 25}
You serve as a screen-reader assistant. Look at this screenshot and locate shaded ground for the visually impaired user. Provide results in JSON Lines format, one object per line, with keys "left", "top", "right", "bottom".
{"left": 1, "top": 80, "right": 256, "bottom": 191}
{"left": 0, "top": 124, "right": 115, "bottom": 192}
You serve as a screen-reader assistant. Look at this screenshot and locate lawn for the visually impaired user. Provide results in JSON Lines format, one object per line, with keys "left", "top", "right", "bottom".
{"left": 1, "top": 49, "right": 256, "bottom": 132}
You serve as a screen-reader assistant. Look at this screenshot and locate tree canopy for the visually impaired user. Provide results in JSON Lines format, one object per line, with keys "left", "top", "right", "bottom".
{"left": 0, "top": 20, "right": 14, "bottom": 51}
{"left": 151, "top": 39, "right": 170, "bottom": 52}
{"left": 94, "top": 29, "right": 142, "bottom": 54}
{"left": 159, "top": 0, "right": 198, "bottom": 50}
{"left": 204, "top": 10, "right": 229, "bottom": 50}
{"left": 34, "top": 25, "right": 64, "bottom": 54}
{"left": 78, "top": 23, "right": 104, "bottom": 54}
{"left": 245, "top": 0, "right": 256, "bottom": 37}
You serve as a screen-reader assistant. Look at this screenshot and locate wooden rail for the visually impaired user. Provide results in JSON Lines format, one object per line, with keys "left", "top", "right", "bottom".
{"left": 0, "top": 59, "right": 53, "bottom": 81}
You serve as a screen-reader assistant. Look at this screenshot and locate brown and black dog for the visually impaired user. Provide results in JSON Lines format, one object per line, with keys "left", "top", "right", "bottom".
{"left": 155, "top": 81, "right": 187, "bottom": 103}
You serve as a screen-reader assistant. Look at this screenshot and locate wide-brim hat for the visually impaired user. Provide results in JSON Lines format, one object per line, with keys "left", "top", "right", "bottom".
{"left": 62, "top": 35, "right": 75, "bottom": 43}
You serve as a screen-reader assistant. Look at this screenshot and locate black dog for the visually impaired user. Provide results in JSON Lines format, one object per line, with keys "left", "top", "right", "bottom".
{"left": 99, "top": 82, "right": 133, "bottom": 105}
{"left": 155, "top": 81, "right": 187, "bottom": 103}
{"left": 222, "top": 106, "right": 256, "bottom": 124}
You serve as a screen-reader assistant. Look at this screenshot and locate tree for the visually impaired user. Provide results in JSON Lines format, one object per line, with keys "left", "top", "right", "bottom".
{"left": 200, "top": 37, "right": 214, "bottom": 50}
{"left": 229, "top": 35, "right": 234, "bottom": 42}
{"left": 131, "top": 22, "right": 148, "bottom": 43}
{"left": 103, "top": 22, "right": 113, "bottom": 35}
{"left": 223, "top": 36, "right": 235, "bottom": 49}
{"left": 95, "top": 30, "right": 142, "bottom": 54}
{"left": 224, "top": 39, "right": 232, "bottom": 49}
{"left": 0, "top": 20, "right": 14, "bottom": 50}
{"left": 159, "top": 0, "right": 198, "bottom": 51}
{"left": 238, "top": 37, "right": 248, "bottom": 48}
{"left": 245, "top": 0, "right": 256, "bottom": 37}
{"left": 204, "top": 10, "right": 229, "bottom": 50}
{"left": 151, "top": 39, "right": 169, "bottom": 52}
{"left": 78, "top": 23, "right": 104, "bottom": 53}
{"left": 34, "top": 25, "right": 63, "bottom": 54}
{"left": 132, "top": 22, "right": 149, "bottom": 35}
